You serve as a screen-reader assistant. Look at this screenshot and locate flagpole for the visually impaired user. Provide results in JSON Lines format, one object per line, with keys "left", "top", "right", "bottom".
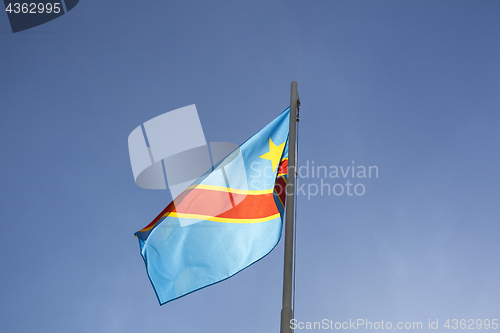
{"left": 280, "top": 81, "right": 298, "bottom": 333}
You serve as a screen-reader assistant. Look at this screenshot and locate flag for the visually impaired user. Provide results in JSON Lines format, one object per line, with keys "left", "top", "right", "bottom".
{"left": 135, "top": 108, "right": 290, "bottom": 305}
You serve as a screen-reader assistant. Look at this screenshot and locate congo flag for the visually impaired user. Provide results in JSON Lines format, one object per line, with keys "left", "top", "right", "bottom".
{"left": 135, "top": 108, "right": 290, "bottom": 305}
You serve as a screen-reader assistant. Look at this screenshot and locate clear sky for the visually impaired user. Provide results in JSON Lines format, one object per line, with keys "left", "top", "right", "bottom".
{"left": 1, "top": 1, "right": 499, "bottom": 332}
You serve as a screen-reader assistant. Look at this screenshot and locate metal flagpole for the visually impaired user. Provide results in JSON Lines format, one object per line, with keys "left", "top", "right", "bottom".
{"left": 280, "top": 81, "right": 298, "bottom": 333}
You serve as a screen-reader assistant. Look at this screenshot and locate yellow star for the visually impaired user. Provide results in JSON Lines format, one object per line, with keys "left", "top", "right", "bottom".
{"left": 259, "top": 137, "right": 286, "bottom": 173}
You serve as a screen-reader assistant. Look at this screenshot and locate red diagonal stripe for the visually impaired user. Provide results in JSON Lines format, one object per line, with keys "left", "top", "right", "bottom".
{"left": 173, "top": 189, "right": 278, "bottom": 219}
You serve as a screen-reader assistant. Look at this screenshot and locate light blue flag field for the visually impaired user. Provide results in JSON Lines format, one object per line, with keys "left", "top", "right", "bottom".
{"left": 135, "top": 108, "right": 290, "bottom": 305}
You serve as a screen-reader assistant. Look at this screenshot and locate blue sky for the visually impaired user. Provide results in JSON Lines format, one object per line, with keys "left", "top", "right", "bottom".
{"left": 1, "top": 1, "right": 499, "bottom": 332}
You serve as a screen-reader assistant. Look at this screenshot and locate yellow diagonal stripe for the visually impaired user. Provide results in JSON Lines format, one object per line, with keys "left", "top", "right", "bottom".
{"left": 187, "top": 184, "right": 274, "bottom": 195}
{"left": 169, "top": 212, "right": 281, "bottom": 224}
